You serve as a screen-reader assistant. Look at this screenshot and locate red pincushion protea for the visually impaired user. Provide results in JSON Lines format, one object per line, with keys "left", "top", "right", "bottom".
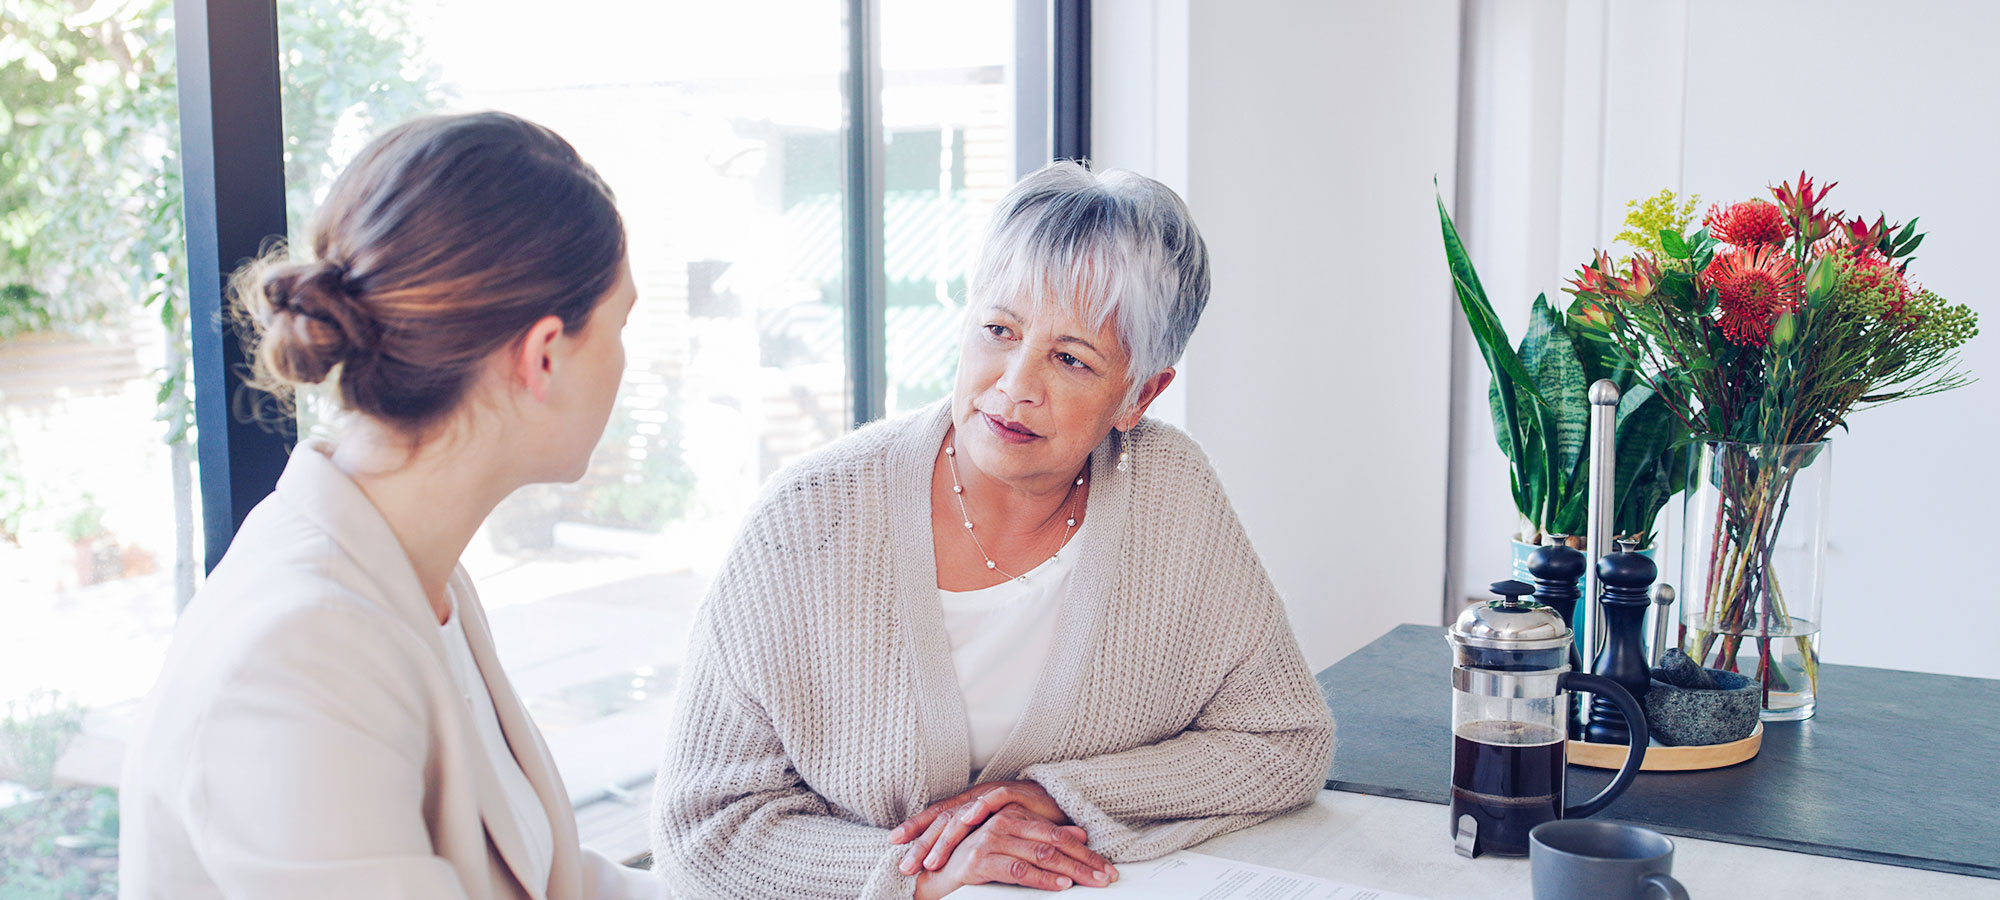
{"left": 1704, "top": 199, "right": 1792, "bottom": 247}
{"left": 1703, "top": 246, "right": 1804, "bottom": 346}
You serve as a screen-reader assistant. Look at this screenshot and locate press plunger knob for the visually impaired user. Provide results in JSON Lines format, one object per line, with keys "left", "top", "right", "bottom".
{"left": 1489, "top": 580, "right": 1537, "bottom": 604}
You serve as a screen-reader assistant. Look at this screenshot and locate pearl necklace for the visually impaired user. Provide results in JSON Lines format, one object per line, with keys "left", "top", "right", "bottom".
{"left": 944, "top": 442, "right": 1085, "bottom": 584}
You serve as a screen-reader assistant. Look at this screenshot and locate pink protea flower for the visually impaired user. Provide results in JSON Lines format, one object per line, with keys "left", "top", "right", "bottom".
{"left": 1703, "top": 246, "right": 1804, "bottom": 346}
{"left": 1564, "top": 251, "right": 1661, "bottom": 303}
{"left": 1771, "top": 172, "right": 1839, "bottom": 245}
{"left": 1838, "top": 213, "right": 1893, "bottom": 251}
{"left": 1621, "top": 254, "right": 1662, "bottom": 299}
{"left": 1566, "top": 250, "right": 1622, "bottom": 299}
{"left": 1704, "top": 199, "right": 1792, "bottom": 248}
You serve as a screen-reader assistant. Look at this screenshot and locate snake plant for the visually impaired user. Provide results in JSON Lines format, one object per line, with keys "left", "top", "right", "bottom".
{"left": 1438, "top": 194, "right": 1688, "bottom": 547}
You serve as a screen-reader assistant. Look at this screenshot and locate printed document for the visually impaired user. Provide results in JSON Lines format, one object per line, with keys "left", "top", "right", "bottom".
{"left": 951, "top": 850, "right": 1428, "bottom": 899}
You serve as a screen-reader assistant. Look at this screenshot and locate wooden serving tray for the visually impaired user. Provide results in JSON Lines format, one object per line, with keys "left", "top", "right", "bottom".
{"left": 1568, "top": 723, "right": 1763, "bottom": 772}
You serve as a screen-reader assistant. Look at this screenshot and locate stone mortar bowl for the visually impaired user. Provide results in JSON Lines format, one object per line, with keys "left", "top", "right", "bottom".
{"left": 1643, "top": 668, "right": 1761, "bottom": 746}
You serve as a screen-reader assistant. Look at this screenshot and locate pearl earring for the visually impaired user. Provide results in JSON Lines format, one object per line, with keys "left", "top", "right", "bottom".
{"left": 1116, "top": 445, "right": 1131, "bottom": 473}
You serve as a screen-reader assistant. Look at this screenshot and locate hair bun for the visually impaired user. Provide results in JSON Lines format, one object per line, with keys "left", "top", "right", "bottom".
{"left": 258, "top": 260, "right": 381, "bottom": 385}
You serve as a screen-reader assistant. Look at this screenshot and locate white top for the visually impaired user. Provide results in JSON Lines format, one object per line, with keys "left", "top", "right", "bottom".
{"left": 938, "top": 516, "right": 1092, "bottom": 773}
{"left": 440, "top": 591, "right": 554, "bottom": 895}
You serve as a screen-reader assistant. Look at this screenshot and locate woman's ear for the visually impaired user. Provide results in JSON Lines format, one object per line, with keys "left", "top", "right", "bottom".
{"left": 1115, "top": 368, "right": 1176, "bottom": 431}
{"left": 513, "top": 315, "right": 567, "bottom": 403}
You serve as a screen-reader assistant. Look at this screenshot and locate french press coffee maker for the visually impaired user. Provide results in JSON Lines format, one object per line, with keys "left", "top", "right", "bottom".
{"left": 1448, "top": 580, "right": 1649, "bottom": 858}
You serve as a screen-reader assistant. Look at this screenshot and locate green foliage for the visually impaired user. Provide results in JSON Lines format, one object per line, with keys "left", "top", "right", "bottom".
{"left": 274, "top": 0, "right": 445, "bottom": 238}
{"left": 0, "top": 787, "right": 118, "bottom": 900}
{"left": 0, "top": 0, "right": 444, "bottom": 439}
{"left": 0, "top": 283, "right": 51, "bottom": 336}
{"left": 55, "top": 492, "right": 104, "bottom": 542}
{"left": 1613, "top": 189, "right": 1701, "bottom": 262}
{"left": 1440, "top": 193, "right": 1689, "bottom": 545}
{"left": 1611, "top": 383, "right": 1688, "bottom": 539}
{"left": 1438, "top": 191, "right": 1547, "bottom": 527}
{"left": 582, "top": 391, "right": 695, "bottom": 531}
{"left": 0, "top": 423, "right": 29, "bottom": 545}
{"left": 0, "top": 857, "right": 92, "bottom": 900}
{"left": 1, "top": 690, "right": 83, "bottom": 791}
{"left": 0, "top": 0, "right": 180, "bottom": 338}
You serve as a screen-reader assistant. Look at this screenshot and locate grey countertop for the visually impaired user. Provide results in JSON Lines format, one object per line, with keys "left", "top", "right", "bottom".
{"left": 1316, "top": 624, "right": 2000, "bottom": 880}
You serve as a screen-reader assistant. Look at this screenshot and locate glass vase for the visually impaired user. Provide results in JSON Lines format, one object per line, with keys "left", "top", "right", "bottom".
{"left": 1679, "top": 440, "right": 1831, "bottom": 721}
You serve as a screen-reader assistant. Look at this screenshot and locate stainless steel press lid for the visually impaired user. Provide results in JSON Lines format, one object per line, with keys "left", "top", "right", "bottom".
{"left": 1448, "top": 581, "right": 1572, "bottom": 651}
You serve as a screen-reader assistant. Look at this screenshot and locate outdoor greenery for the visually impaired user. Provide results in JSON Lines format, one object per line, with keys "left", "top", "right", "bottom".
{"left": 1, "top": 787, "right": 117, "bottom": 900}
{"left": 0, "top": 421, "right": 28, "bottom": 545}
{"left": 0, "top": 0, "right": 443, "bottom": 612}
{"left": 584, "top": 388, "right": 696, "bottom": 531}
{"left": 0, "top": 694, "right": 106, "bottom": 899}
{"left": 0, "top": 690, "right": 82, "bottom": 792}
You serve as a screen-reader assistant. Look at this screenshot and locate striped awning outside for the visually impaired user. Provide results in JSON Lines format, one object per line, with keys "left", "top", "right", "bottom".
{"left": 779, "top": 190, "right": 981, "bottom": 286}
{"left": 886, "top": 305, "right": 962, "bottom": 390}
{"left": 754, "top": 302, "right": 963, "bottom": 393}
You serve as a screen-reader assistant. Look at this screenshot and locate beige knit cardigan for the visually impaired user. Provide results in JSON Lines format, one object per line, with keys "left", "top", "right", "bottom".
{"left": 650, "top": 403, "right": 1334, "bottom": 899}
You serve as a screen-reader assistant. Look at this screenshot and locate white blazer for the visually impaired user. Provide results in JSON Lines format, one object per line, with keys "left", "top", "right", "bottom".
{"left": 117, "top": 443, "right": 662, "bottom": 900}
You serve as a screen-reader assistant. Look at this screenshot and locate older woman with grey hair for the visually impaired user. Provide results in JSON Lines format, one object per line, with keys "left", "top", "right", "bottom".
{"left": 651, "top": 162, "right": 1333, "bottom": 899}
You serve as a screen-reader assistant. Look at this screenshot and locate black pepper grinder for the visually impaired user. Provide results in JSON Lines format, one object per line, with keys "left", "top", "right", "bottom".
{"left": 1584, "top": 547, "right": 1656, "bottom": 746}
{"left": 1526, "top": 541, "right": 1588, "bottom": 739}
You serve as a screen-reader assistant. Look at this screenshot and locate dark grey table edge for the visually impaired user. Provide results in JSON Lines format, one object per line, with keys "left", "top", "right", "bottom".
{"left": 1315, "top": 624, "right": 2000, "bottom": 881}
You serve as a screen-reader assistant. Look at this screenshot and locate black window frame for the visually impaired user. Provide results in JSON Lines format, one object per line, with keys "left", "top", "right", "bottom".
{"left": 175, "top": 0, "right": 1090, "bottom": 571}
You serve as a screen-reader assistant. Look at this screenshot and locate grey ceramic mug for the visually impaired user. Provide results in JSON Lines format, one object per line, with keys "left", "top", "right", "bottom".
{"left": 1529, "top": 820, "right": 1690, "bottom": 900}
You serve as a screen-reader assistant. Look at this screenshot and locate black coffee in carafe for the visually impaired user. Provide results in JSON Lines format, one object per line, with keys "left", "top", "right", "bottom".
{"left": 1450, "top": 720, "right": 1565, "bottom": 856}
{"left": 1447, "top": 581, "right": 1652, "bottom": 859}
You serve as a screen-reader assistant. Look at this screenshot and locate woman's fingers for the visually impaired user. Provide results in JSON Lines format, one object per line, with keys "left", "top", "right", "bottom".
{"left": 973, "top": 851, "right": 1075, "bottom": 892}
{"left": 986, "top": 833, "right": 1113, "bottom": 888}
{"left": 900, "top": 813, "right": 951, "bottom": 874}
{"left": 892, "top": 786, "right": 983, "bottom": 843}
{"left": 906, "top": 785, "right": 1104, "bottom": 877}
{"left": 1014, "top": 816, "right": 1114, "bottom": 880}
{"left": 891, "top": 799, "right": 947, "bottom": 844}
{"left": 922, "top": 794, "right": 1004, "bottom": 870}
{"left": 894, "top": 781, "right": 1071, "bottom": 846}
{"left": 925, "top": 808, "right": 1114, "bottom": 893}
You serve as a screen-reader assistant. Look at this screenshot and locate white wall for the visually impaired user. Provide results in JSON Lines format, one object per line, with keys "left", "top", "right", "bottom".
{"left": 1444, "top": 0, "right": 1572, "bottom": 625}
{"left": 1449, "top": 0, "right": 2000, "bottom": 678}
{"left": 1090, "top": 0, "right": 1191, "bottom": 429}
{"left": 1095, "top": 0, "right": 1464, "bottom": 671}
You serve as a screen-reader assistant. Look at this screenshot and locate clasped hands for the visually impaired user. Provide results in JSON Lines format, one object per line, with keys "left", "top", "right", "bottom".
{"left": 890, "top": 781, "right": 1119, "bottom": 898}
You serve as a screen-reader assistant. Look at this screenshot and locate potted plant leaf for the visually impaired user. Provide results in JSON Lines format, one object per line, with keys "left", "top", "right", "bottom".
{"left": 1436, "top": 195, "right": 1689, "bottom": 584}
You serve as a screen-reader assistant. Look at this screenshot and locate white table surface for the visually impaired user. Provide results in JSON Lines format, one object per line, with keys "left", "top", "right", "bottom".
{"left": 1182, "top": 790, "right": 2000, "bottom": 900}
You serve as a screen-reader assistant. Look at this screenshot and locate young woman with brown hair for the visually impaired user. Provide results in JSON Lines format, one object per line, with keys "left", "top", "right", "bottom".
{"left": 118, "top": 111, "right": 661, "bottom": 900}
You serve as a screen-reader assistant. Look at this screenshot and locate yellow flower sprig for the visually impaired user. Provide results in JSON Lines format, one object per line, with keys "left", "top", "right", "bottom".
{"left": 1614, "top": 189, "right": 1702, "bottom": 262}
